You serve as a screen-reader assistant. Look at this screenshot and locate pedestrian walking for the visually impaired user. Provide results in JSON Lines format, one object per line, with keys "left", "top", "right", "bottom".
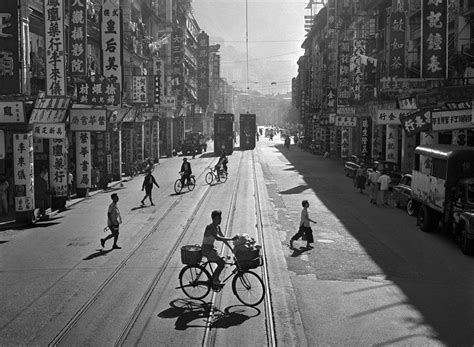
{"left": 140, "top": 170, "right": 160, "bottom": 206}
{"left": 354, "top": 165, "right": 367, "bottom": 193}
{"left": 0, "top": 175, "right": 9, "bottom": 215}
{"left": 377, "top": 170, "right": 391, "bottom": 206}
{"left": 289, "top": 200, "right": 317, "bottom": 249}
{"left": 368, "top": 167, "right": 381, "bottom": 205}
{"left": 284, "top": 136, "right": 291, "bottom": 150}
{"left": 101, "top": 193, "right": 122, "bottom": 249}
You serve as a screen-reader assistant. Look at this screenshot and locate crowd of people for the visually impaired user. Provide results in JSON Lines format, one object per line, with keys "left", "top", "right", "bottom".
{"left": 353, "top": 165, "right": 392, "bottom": 206}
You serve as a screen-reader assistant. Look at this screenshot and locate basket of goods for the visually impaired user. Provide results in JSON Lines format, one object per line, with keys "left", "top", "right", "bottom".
{"left": 233, "top": 234, "right": 264, "bottom": 270}
{"left": 181, "top": 245, "right": 202, "bottom": 265}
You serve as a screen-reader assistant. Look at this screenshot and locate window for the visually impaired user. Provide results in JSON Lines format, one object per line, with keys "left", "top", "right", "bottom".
{"left": 432, "top": 158, "right": 447, "bottom": 178}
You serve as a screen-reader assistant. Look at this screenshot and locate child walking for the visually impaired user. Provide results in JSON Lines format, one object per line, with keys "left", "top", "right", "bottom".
{"left": 290, "top": 200, "right": 317, "bottom": 249}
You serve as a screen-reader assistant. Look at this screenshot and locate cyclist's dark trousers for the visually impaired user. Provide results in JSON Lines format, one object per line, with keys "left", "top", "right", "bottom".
{"left": 202, "top": 246, "right": 225, "bottom": 281}
{"left": 222, "top": 163, "right": 228, "bottom": 173}
{"left": 181, "top": 173, "right": 191, "bottom": 185}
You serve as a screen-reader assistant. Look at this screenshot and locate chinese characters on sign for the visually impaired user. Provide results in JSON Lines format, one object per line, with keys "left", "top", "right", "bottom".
{"left": 101, "top": 0, "right": 122, "bottom": 88}
{"left": 77, "top": 74, "right": 120, "bottom": 105}
{"left": 153, "top": 58, "right": 164, "bottom": 105}
{"left": 0, "top": 1, "right": 20, "bottom": 94}
{"left": 13, "top": 133, "right": 34, "bottom": 212}
{"left": 326, "top": 88, "right": 336, "bottom": 110}
{"left": 171, "top": 26, "right": 184, "bottom": 99}
{"left": 76, "top": 131, "right": 91, "bottom": 189}
{"left": 386, "top": 125, "right": 399, "bottom": 162}
{"left": 341, "top": 127, "right": 350, "bottom": 158}
{"left": 388, "top": 0, "right": 407, "bottom": 78}
{"left": 132, "top": 76, "right": 147, "bottom": 104}
{"left": 69, "top": 0, "right": 87, "bottom": 77}
{"left": 335, "top": 116, "right": 357, "bottom": 127}
{"left": 33, "top": 123, "right": 66, "bottom": 139}
{"left": 44, "top": 0, "right": 66, "bottom": 96}
{"left": 431, "top": 109, "right": 474, "bottom": 131}
{"left": 400, "top": 110, "right": 431, "bottom": 136}
{"left": 337, "top": 41, "right": 351, "bottom": 106}
{"left": 197, "top": 31, "right": 209, "bottom": 109}
{"left": 49, "top": 139, "right": 68, "bottom": 197}
{"left": 0, "top": 102, "right": 24, "bottom": 123}
{"left": 351, "top": 39, "right": 365, "bottom": 101}
{"left": 376, "top": 109, "right": 410, "bottom": 125}
{"left": 70, "top": 109, "right": 107, "bottom": 131}
{"left": 360, "top": 117, "right": 371, "bottom": 157}
{"left": 421, "top": 0, "right": 447, "bottom": 79}
{"left": 30, "top": 97, "right": 70, "bottom": 123}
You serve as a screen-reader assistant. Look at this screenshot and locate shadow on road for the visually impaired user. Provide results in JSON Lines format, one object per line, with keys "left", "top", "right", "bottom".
{"left": 83, "top": 249, "right": 113, "bottom": 260}
{"left": 131, "top": 205, "right": 150, "bottom": 211}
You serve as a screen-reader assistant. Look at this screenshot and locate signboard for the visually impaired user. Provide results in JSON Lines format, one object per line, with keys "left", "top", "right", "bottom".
{"left": 77, "top": 74, "right": 120, "bottom": 105}
{"left": 386, "top": 125, "right": 399, "bottom": 163}
{"left": 33, "top": 123, "right": 66, "bottom": 139}
{"left": 417, "top": 85, "right": 474, "bottom": 108}
{"left": 400, "top": 110, "right": 431, "bottom": 136}
{"left": 0, "top": 0, "right": 20, "bottom": 94}
{"left": 335, "top": 115, "right": 357, "bottom": 127}
{"left": 101, "top": 0, "right": 122, "bottom": 87}
{"left": 162, "top": 96, "right": 176, "bottom": 109}
{"left": 197, "top": 32, "right": 209, "bottom": 109}
{"left": 0, "top": 102, "right": 25, "bottom": 123}
{"left": 360, "top": 117, "right": 371, "bottom": 157}
{"left": 337, "top": 41, "right": 351, "bottom": 106}
{"left": 398, "top": 97, "right": 418, "bottom": 110}
{"left": 351, "top": 39, "right": 365, "bottom": 101}
{"left": 336, "top": 106, "right": 355, "bottom": 115}
{"left": 326, "top": 88, "right": 336, "bottom": 110}
{"left": 13, "top": 133, "right": 34, "bottom": 212}
{"left": 44, "top": 0, "right": 66, "bottom": 96}
{"left": 76, "top": 131, "right": 91, "bottom": 188}
{"left": 70, "top": 109, "right": 107, "bottom": 131}
{"left": 421, "top": 0, "right": 448, "bottom": 79}
{"left": 69, "top": 0, "right": 87, "bottom": 77}
{"left": 379, "top": 77, "right": 427, "bottom": 92}
{"left": 132, "top": 76, "right": 147, "bottom": 104}
{"left": 431, "top": 109, "right": 474, "bottom": 131}
{"left": 375, "top": 109, "right": 410, "bottom": 125}
{"left": 152, "top": 58, "right": 164, "bottom": 105}
{"left": 30, "top": 97, "right": 70, "bottom": 123}
{"left": 49, "top": 138, "right": 68, "bottom": 197}
{"left": 388, "top": 0, "right": 407, "bottom": 78}
{"left": 341, "top": 127, "right": 349, "bottom": 158}
{"left": 171, "top": 25, "right": 184, "bottom": 98}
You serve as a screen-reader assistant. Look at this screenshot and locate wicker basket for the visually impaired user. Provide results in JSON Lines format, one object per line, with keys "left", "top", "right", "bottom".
{"left": 181, "top": 245, "right": 202, "bottom": 265}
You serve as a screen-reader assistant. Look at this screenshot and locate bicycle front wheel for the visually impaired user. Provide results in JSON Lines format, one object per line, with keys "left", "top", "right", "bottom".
{"left": 205, "top": 172, "right": 214, "bottom": 185}
{"left": 179, "top": 265, "right": 211, "bottom": 300}
{"left": 174, "top": 179, "right": 183, "bottom": 194}
{"left": 187, "top": 176, "right": 196, "bottom": 191}
{"left": 220, "top": 171, "right": 228, "bottom": 183}
{"left": 232, "top": 270, "right": 265, "bottom": 306}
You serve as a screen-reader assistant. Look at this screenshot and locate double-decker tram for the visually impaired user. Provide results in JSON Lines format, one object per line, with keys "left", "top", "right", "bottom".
{"left": 214, "top": 113, "right": 235, "bottom": 155}
{"left": 239, "top": 113, "right": 256, "bottom": 150}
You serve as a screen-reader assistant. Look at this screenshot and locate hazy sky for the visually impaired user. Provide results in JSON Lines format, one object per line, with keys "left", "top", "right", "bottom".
{"left": 193, "top": 0, "right": 310, "bottom": 94}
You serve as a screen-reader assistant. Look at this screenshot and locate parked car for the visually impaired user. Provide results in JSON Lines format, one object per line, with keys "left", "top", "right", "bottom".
{"left": 392, "top": 173, "right": 416, "bottom": 216}
{"left": 373, "top": 160, "right": 403, "bottom": 188}
{"left": 344, "top": 155, "right": 371, "bottom": 178}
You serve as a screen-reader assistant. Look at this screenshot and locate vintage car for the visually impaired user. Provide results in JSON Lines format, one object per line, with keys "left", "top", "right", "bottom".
{"left": 392, "top": 174, "right": 416, "bottom": 216}
{"left": 373, "top": 160, "right": 403, "bottom": 188}
{"left": 344, "top": 155, "right": 370, "bottom": 178}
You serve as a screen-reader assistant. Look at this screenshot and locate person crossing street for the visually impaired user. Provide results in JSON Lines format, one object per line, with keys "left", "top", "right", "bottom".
{"left": 140, "top": 171, "right": 160, "bottom": 206}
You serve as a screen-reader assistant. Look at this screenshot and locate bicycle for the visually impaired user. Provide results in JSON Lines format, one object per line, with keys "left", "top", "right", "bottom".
{"left": 174, "top": 172, "right": 196, "bottom": 194}
{"left": 205, "top": 166, "right": 228, "bottom": 185}
{"left": 178, "top": 244, "right": 265, "bottom": 306}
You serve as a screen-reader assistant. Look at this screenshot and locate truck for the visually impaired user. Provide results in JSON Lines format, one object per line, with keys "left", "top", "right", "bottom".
{"left": 412, "top": 144, "right": 474, "bottom": 255}
{"left": 181, "top": 132, "right": 207, "bottom": 155}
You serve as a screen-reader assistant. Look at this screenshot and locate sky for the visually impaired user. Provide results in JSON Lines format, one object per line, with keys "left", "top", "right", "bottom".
{"left": 192, "top": 0, "right": 311, "bottom": 94}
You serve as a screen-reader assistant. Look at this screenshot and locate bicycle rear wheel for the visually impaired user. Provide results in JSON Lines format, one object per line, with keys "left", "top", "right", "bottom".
{"left": 179, "top": 265, "right": 211, "bottom": 300}
{"left": 174, "top": 179, "right": 183, "bottom": 194}
{"left": 232, "top": 270, "right": 265, "bottom": 306}
{"left": 187, "top": 176, "right": 196, "bottom": 191}
{"left": 205, "top": 172, "right": 214, "bottom": 185}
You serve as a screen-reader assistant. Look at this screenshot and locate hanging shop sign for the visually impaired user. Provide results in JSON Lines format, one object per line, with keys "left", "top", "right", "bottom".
{"left": 162, "top": 96, "right": 176, "bottom": 109}
{"left": 197, "top": 31, "right": 209, "bottom": 109}
{"left": 0, "top": 101, "right": 25, "bottom": 123}
{"left": 336, "top": 106, "right": 355, "bottom": 115}
{"left": 337, "top": 41, "right": 351, "bottom": 106}
{"left": 360, "top": 117, "right": 371, "bottom": 157}
{"left": 400, "top": 110, "right": 431, "bottom": 136}
{"left": 421, "top": 0, "right": 448, "bottom": 79}
{"left": 70, "top": 108, "right": 107, "bottom": 131}
{"left": 49, "top": 138, "right": 68, "bottom": 197}
{"left": 77, "top": 74, "right": 120, "bottom": 105}
{"left": 387, "top": 0, "right": 407, "bottom": 78}
{"left": 351, "top": 39, "right": 365, "bottom": 101}
{"left": 33, "top": 123, "right": 65, "bottom": 139}
{"left": 326, "top": 88, "right": 336, "bottom": 110}
{"left": 13, "top": 133, "right": 34, "bottom": 212}
{"left": 431, "top": 109, "right": 474, "bottom": 131}
{"left": 335, "top": 115, "right": 357, "bottom": 127}
{"left": 417, "top": 85, "right": 474, "bottom": 108}
{"left": 375, "top": 109, "right": 410, "bottom": 125}
{"left": 398, "top": 97, "right": 418, "bottom": 110}
{"left": 76, "top": 131, "right": 91, "bottom": 189}
{"left": 101, "top": 0, "right": 122, "bottom": 87}
{"left": 341, "top": 127, "right": 350, "bottom": 158}
{"left": 69, "top": 0, "right": 87, "bottom": 77}
{"left": 153, "top": 58, "right": 164, "bottom": 105}
{"left": 171, "top": 25, "right": 185, "bottom": 97}
{"left": 379, "top": 78, "right": 427, "bottom": 93}
{"left": 44, "top": 0, "right": 66, "bottom": 96}
{"left": 446, "top": 101, "right": 471, "bottom": 110}
{"left": 132, "top": 76, "right": 147, "bottom": 104}
{"left": 0, "top": 0, "right": 20, "bottom": 94}
{"left": 30, "top": 97, "right": 70, "bottom": 123}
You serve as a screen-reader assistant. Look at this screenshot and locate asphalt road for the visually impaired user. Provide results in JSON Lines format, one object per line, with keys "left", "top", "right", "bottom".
{"left": 1, "top": 134, "right": 473, "bottom": 346}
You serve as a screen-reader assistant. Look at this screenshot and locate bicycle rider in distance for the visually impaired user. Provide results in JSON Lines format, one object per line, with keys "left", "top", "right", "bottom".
{"left": 180, "top": 157, "right": 192, "bottom": 186}
{"left": 202, "top": 210, "right": 239, "bottom": 286}
{"left": 214, "top": 151, "right": 228, "bottom": 179}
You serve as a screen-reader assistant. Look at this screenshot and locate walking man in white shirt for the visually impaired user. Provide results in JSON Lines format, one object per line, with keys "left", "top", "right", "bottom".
{"left": 377, "top": 171, "right": 391, "bottom": 206}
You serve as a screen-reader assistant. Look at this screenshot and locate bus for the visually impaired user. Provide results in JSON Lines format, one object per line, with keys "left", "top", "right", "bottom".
{"left": 240, "top": 113, "right": 256, "bottom": 150}
{"left": 214, "top": 113, "right": 235, "bottom": 155}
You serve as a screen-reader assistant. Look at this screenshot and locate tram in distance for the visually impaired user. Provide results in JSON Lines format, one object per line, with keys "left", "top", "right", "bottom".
{"left": 214, "top": 113, "right": 235, "bottom": 155}
{"left": 240, "top": 113, "right": 256, "bottom": 150}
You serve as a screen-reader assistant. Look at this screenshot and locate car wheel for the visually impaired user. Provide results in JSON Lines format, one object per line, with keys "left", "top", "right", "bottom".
{"left": 406, "top": 199, "right": 416, "bottom": 216}
{"left": 461, "top": 225, "right": 474, "bottom": 255}
{"left": 417, "top": 205, "right": 434, "bottom": 232}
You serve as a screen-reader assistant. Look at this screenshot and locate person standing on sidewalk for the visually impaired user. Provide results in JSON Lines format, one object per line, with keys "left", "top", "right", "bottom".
{"left": 140, "top": 170, "right": 160, "bottom": 206}
{"left": 377, "top": 170, "right": 391, "bottom": 206}
{"left": 368, "top": 167, "right": 381, "bottom": 205}
{"left": 101, "top": 193, "right": 122, "bottom": 249}
{"left": 290, "top": 200, "right": 317, "bottom": 249}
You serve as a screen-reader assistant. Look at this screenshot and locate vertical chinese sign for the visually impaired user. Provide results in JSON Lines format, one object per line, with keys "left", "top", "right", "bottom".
{"left": 171, "top": 26, "right": 184, "bottom": 101}
{"left": 153, "top": 58, "right": 164, "bottom": 105}
{"left": 132, "top": 76, "right": 147, "bottom": 104}
{"left": 386, "top": 125, "right": 399, "bottom": 162}
{"left": 337, "top": 41, "right": 351, "bottom": 106}
{"left": 50, "top": 139, "right": 68, "bottom": 197}
{"left": 360, "top": 117, "right": 371, "bottom": 157}
{"left": 13, "top": 133, "right": 34, "bottom": 212}
{"left": 341, "top": 127, "right": 349, "bottom": 158}
{"left": 421, "top": 0, "right": 448, "bottom": 79}
{"left": 0, "top": 0, "right": 20, "bottom": 94}
{"left": 197, "top": 31, "right": 209, "bottom": 110}
{"left": 76, "top": 132, "right": 91, "bottom": 189}
{"left": 101, "top": 0, "right": 122, "bottom": 88}
{"left": 44, "top": 0, "right": 66, "bottom": 96}
{"left": 388, "top": 0, "right": 406, "bottom": 78}
{"left": 69, "top": 0, "right": 87, "bottom": 77}
{"left": 351, "top": 40, "right": 365, "bottom": 102}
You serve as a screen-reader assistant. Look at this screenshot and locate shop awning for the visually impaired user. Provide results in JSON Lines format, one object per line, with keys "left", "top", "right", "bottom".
{"left": 29, "top": 97, "right": 70, "bottom": 123}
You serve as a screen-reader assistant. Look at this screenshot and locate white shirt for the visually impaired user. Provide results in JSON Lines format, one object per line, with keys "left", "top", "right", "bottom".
{"left": 377, "top": 174, "right": 391, "bottom": 191}
{"left": 300, "top": 207, "right": 310, "bottom": 227}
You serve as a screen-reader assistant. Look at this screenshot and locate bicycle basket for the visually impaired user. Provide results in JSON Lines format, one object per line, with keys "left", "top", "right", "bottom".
{"left": 181, "top": 245, "right": 202, "bottom": 265}
{"left": 237, "top": 256, "right": 264, "bottom": 270}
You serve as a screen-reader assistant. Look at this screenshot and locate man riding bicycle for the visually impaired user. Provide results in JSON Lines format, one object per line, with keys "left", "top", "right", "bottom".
{"left": 202, "top": 210, "right": 239, "bottom": 285}
{"left": 214, "top": 151, "right": 228, "bottom": 178}
{"left": 180, "top": 158, "right": 192, "bottom": 186}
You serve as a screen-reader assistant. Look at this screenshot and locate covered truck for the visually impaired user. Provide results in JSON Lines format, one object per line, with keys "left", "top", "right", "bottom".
{"left": 412, "top": 144, "right": 474, "bottom": 255}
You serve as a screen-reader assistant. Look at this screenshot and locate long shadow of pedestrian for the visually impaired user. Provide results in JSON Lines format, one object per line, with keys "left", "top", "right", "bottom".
{"left": 83, "top": 249, "right": 112, "bottom": 260}
{"left": 131, "top": 205, "right": 150, "bottom": 211}
{"left": 290, "top": 246, "right": 311, "bottom": 257}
